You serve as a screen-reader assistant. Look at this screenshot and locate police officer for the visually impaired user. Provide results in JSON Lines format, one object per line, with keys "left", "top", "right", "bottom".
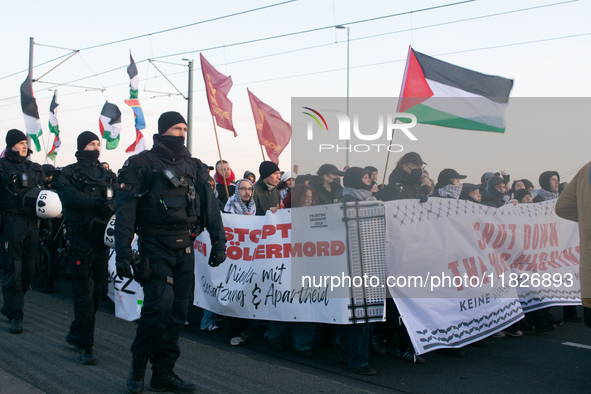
{"left": 0, "top": 129, "right": 45, "bottom": 333}
{"left": 115, "top": 111, "right": 226, "bottom": 394}
{"left": 54, "top": 131, "right": 117, "bottom": 365}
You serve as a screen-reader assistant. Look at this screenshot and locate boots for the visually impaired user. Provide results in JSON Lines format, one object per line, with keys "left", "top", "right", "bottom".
{"left": 150, "top": 363, "right": 196, "bottom": 393}
{"left": 127, "top": 354, "right": 148, "bottom": 394}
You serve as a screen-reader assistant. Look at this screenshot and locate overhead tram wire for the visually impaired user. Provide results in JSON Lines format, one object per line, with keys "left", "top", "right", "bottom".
{"left": 1, "top": 28, "right": 589, "bottom": 120}
{"left": 0, "top": 1, "right": 583, "bottom": 108}
{"left": 0, "top": 0, "right": 474, "bottom": 102}
{"left": 150, "top": 0, "right": 476, "bottom": 60}
{"left": 3, "top": 26, "right": 588, "bottom": 125}
{"left": 0, "top": 0, "right": 577, "bottom": 96}
{"left": 76, "top": 1, "right": 298, "bottom": 51}
{"left": 0, "top": 0, "right": 577, "bottom": 86}
{"left": 0, "top": 1, "right": 296, "bottom": 83}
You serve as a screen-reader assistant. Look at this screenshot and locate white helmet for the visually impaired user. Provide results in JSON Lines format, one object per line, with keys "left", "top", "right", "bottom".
{"left": 104, "top": 215, "right": 116, "bottom": 248}
{"left": 22, "top": 188, "right": 62, "bottom": 219}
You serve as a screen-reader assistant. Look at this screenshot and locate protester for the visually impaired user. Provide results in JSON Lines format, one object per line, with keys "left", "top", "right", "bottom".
{"left": 215, "top": 159, "right": 236, "bottom": 205}
{"left": 364, "top": 166, "right": 378, "bottom": 183}
{"left": 374, "top": 152, "right": 427, "bottom": 363}
{"left": 433, "top": 168, "right": 467, "bottom": 199}
{"left": 480, "top": 176, "right": 510, "bottom": 208}
{"left": 309, "top": 164, "right": 344, "bottom": 205}
{"left": 253, "top": 161, "right": 281, "bottom": 215}
{"left": 375, "top": 152, "right": 429, "bottom": 202}
{"left": 243, "top": 170, "right": 256, "bottom": 184}
{"left": 533, "top": 171, "right": 560, "bottom": 202}
{"left": 459, "top": 183, "right": 482, "bottom": 203}
{"left": 533, "top": 171, "right": 582, "bottom": 323}
{"left": 278, "top": 171, "right": 295, "bottom": 202}
{"left": 224, "top": 178, "right": 256, "bottom": 346}
{"left": 333, "top": 167, "right": 378, "bottom": 375}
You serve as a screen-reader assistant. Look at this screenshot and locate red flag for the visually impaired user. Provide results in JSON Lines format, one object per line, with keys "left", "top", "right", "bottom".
{"left": 247, "top": 89, "right": 291, "bottom": 164}
{"left": 200, "top": 54, "right": 236, "bottom": 136}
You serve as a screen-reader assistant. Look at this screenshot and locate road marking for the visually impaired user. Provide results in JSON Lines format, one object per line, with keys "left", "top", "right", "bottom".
{"left": 562, "top": 342, "right": 591, "bottom": 350}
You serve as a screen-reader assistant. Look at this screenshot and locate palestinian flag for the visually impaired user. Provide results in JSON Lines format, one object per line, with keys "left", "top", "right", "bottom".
{"left": 127, "top": 53, "right": 139, "bottom": 99}
{"left": 48, "top": 91, "right": 60, "bottom": 135}
{"left": 20, "top": 76, "right": 43, "bottom": 151}
{"left": 398, "top": 47, "right": 514, "bottom": 133}
{"left": 99, "top": 101, "right": 122, "bottom": 150}
{"left": 47, "top": 91, "right": 61, "bottom": 160}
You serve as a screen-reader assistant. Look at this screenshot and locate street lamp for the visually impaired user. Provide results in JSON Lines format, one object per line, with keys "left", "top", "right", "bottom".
{"left": 336, "top": 25, "right": 349, "bottom": 167}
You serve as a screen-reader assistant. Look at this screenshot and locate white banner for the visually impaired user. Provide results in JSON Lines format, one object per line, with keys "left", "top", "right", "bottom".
{"left": 108, "top": 241, "right": 144, "bottom": 322}
{"left": 385, "top": 198, "right": 580, "bottom": 354}
{"left": 194, "top": 206, "right": 359, "bottom": 324}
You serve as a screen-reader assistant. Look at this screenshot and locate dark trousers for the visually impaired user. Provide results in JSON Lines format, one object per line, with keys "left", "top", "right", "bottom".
{"left": 1, "top": 214, "right": 39, "bottom": 319}
{"left": 131, "top": 237, "right": 194, "bottom": 373}
{"left": 68, "top": 233, "right": 108, "bottom": 349}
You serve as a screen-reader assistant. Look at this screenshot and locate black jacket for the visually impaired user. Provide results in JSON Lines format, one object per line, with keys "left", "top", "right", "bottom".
{"left": 309, "top": 176, "right": 343, "bottom": 205}
{"left": 253, "top": 179, "right": 280, "bottom": 216}
{"left": 375, "top": 168, "right": 423, "bottom": 201}
{"left": 0, "top": 149, "right": 45, "bottom": 216}
{"left": 114, "top": 136, "right": 226, "bottom": 262}
{"left": 55, "top": 159, "right": 117, "bottom": 230}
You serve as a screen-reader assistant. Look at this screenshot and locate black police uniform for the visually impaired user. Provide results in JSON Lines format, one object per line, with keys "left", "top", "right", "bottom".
{"left": 115, "top": 134, "right": 226, "bottom": 379}
{"left": 0, "top": 148, "right": 45, "bottom": 329}
{"left": 54, "top": 154, "right": 117, "bottom": 354}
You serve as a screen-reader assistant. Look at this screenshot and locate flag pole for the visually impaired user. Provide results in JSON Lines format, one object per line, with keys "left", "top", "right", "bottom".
{"left": 259, "top": 145, "right": 266, "bottom": 161}
{"left": 382, "top": 45, "right": 412, "bottom": 188}
{"left": 212, "top": 116, "right": 230, "bottom": 199}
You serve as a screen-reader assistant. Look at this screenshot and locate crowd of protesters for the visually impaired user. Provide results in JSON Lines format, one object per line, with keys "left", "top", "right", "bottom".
{"left": 194, "top": 152, "right": 583, "bottom": 376}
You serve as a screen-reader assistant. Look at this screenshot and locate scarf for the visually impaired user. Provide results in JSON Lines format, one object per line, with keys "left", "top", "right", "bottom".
{"left": 342, "top": 187, "right": 376, "bottom": 202}
{"left": 215, "top": 168, "right": 236, "bottom": 186}
{"left": 535, "top": 188, "right": 559, "bottom": 201}
{"left": 224, "top": 178, "right": 256, "bottom": 215}
{"left": 438, "top": 184, "right": 462, "bottom": 199}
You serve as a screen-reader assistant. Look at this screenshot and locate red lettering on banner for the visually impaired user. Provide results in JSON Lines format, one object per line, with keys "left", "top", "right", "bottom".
{"left": 234, "top": 228, "right": 249, "bottom": 242}
{"left": 492, "top": 225, "right": 507, "bottom": 249}
{"left": 262, "top": 225, "right": 276, "bottom": 239}
{"left": 276, "top": 223, "right": 291, "bottom": 238}
{"left": 193, "top": 239, "right": 207, "bottom": 256}
{"left": 266, "top": 244, "right": 282, "bottom": 259}
{"left": 508, "top": 224, "right": 517, "bottom": 249}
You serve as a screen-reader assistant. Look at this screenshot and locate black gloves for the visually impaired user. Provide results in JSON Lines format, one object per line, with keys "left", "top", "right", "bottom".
{"left": 98, "top": 200, "right": 115, "bottom": 219}
{"left": 116, "top": 259, "right": 133, "bottom": 279}
{"left": 419, "top": 194, "right": 428, "bottom": 204}
{"left": 208, "top": 249, "right": 227, "bottom": 267}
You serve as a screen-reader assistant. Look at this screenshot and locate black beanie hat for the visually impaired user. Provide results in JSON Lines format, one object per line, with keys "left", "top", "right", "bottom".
{"left": 158, "top": 111, "right": 187, "bottom": 134}
{"left": 539, "top": 171, "right": 560, "bottom": 191}
{"left": 77, "top": 131, "right": 99, "bottom": 151}
{"left": 259, "top": 161, "right": 280, "bottom": 180}
{"left": 515, "top": 189, "right": 532, "bottom": 202}
{"left": 344, "top": 167, "right": 371, "bottom": 191}
{"left": 6, "top": 129, "right": 27, "bottom": 149}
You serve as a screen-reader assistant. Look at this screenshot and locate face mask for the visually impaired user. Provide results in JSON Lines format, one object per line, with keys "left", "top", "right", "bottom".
{"left": 159, "top": 135, "right": 186, "bottom": 151}
{"left": 409, "top": 168, "right": 423, "bottom": 182}
{"left": 76, "top": 150, "right": 100, "bottom": 162}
